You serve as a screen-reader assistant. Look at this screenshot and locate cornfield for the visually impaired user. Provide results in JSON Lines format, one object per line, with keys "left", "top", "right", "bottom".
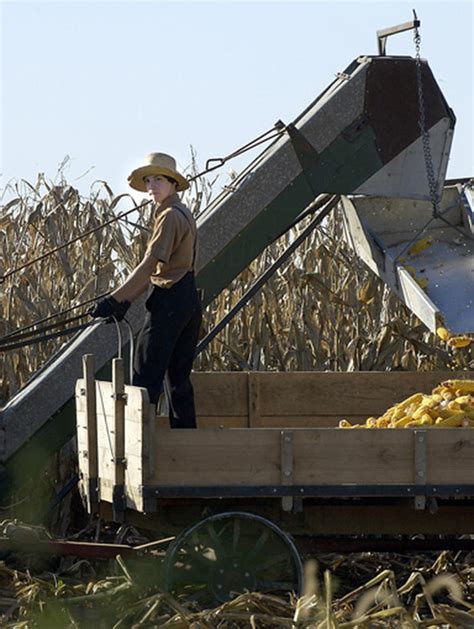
{"left": 1, "top": 166, "right": 474, "bottom": 626}
{"left": 1, "top": 167, "right": 471, "bottom": 405}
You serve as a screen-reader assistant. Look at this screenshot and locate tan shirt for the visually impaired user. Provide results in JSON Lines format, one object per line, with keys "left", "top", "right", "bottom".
{"left": 145, "top": 194, "right": 197, "bottom": 288}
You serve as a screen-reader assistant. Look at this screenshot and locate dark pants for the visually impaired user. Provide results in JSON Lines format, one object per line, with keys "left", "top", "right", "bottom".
{"left": 133, "top": 272, "right": 202, "bottom": 428}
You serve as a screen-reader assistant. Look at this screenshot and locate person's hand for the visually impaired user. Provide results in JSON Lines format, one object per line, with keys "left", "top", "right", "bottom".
{"left": 88, "top": 296, "right": 130, "bottom": 322}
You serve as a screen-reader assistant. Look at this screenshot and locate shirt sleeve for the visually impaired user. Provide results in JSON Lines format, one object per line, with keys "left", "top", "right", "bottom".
{"left": 145, "top": 209, "right": 181, "bottom": 263}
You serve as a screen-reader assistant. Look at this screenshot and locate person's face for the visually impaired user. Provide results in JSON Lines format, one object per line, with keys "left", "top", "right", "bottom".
{"left": 144, "top": 174, "right": 176, "bottom": 203}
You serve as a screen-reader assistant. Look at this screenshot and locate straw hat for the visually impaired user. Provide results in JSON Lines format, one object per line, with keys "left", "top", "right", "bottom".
{"left": 128, "top": 153, "right": 189, "bottom": 192}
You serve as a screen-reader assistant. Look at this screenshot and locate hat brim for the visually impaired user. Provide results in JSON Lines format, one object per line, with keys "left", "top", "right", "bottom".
{"left": 128, "top": 165, "right": 189, "bottom": 192}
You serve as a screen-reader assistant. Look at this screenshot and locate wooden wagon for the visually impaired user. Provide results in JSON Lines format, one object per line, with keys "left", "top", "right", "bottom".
{"left": 75, "top": 355, "right": 474, "bottom": 600}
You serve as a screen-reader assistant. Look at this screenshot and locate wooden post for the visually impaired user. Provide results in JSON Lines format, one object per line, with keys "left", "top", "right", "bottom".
{"left": 83, "top": 354, "right": 99, "bottom": 515}
{"left": 112, "top": 358, "right": 126, "bottom": 522}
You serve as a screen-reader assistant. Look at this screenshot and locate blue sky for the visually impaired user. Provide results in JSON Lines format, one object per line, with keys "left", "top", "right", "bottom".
{"left": 1, "top": 0, "right": 473, "bottom": 201}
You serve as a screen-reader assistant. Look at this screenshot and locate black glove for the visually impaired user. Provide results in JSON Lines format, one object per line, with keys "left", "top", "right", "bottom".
{"left": 89, "top": 296, "right": 130, "bottom": 322}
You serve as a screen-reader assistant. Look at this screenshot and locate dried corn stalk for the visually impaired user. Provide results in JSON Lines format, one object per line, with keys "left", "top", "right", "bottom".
{"left": 1, "top": 169, "right": 472, "bottom": 405}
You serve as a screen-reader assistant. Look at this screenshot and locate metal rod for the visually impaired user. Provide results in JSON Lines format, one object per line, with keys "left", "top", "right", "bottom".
{"left": 377, "top": 15, "right": 421, "bottom": 55}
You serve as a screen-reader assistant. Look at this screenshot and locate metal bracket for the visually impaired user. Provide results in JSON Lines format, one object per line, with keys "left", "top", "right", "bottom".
{"left": 111, "top": 392, "right": 127, "bottom": 403}
{"left": 376, "top": 14, "right": 421, "bottom": 56}
{"left": 111, "top": 457, "right": 127, "bottom": 468}
{"left": 286, "top": 123, "right": 321, "bottom": 197}
{"left": 414, "top": 429, "right": 427, "bottom": 510}
{"left": 280, "top": 431, "right": 294, "bottom": 512}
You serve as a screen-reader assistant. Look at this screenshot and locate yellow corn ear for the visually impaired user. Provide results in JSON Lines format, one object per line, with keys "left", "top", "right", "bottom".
{"left": 394, "top": 392, "right": 424, "bottom": 412}
{"left": 394, "top": 415, "right": 414, "bottom": 428}
{"left": 447, "top": 336, "right": 472, "bottom": 349}
{"left": 412, "top": 404, "right": 432, "bottom": 420}
{"left": 443, "top": 380, "right": 474, "bottom": 394}
{"left": 337, "top": 380, "right": 474, "bottom": 430}
{"left": 436, "top": 327, "right": 451, "bottom": 341}
{"left": 408, "top": 237, "right": 433, "bottom": 256}
{"left": 454, "top": 395, "right": 474, "bottom": 408}
{"left": 420, "top": 414, "right": 434, "bottom": 426}
{"left": 435, "top": 412, "right": 465, "bottom": 427}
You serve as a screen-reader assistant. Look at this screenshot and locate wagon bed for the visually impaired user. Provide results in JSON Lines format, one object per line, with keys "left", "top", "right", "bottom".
{"left": 76, "top": 358, "right": 474, "bottom": 536}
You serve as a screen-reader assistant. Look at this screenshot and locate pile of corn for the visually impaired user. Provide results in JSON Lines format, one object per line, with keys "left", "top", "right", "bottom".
{"left": 339, "top": 379, "right": 474, "bottom": 429}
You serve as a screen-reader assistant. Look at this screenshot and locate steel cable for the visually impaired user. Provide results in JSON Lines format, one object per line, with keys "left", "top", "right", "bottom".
{"left": 0, "top": 123, "right": 286, "bottom": 285}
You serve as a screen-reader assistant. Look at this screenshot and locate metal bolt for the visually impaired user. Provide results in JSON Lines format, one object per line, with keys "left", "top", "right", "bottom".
{"left": 217, "top": 584, "right": 222, "bottom": 589}
{"left": 219, "top": 569, "right": 224, "bottom": 574}
{"left": 284, "top": 470, "right": 291, "bottom": 477}
{"left": 244, "top": 572, "right": 250, "bottom": 578}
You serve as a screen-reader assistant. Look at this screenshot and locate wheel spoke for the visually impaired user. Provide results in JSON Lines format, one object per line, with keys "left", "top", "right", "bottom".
{"left": 164, "top": 512, "right": 303, "bottom": 606}
{"left": 182, "top": 546, "right": 216, "bottom": 569}
{"left": 245, "top": 528, "right": 270, "bottom": 562}
{"left": 255, "top": 551, "right": 291, "bottom": 572}
{"left": 205, "top": 523, "right": 227, "bottom": 559}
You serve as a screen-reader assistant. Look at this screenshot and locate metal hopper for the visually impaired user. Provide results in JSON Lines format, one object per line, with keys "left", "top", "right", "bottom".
{"left": 341, "top": 184, "right": 474, "bottom": 333}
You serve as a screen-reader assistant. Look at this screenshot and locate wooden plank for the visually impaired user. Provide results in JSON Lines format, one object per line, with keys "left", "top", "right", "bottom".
{"left": 188, "top": 371, "right": 470, "bottom": 419}
{"left": 192, "top": 372, "right": 248, "bottom": 416}
{"left": 198, "top": 416, "right": 249, "bottom": 428}
{"left": 152, "top": 429, "right": 280, "bottom": 485}
{"left": 427, "top": 430, "right": 474, "bottom": 484}
{"left": 155, "top": 416, "right": 250, "bottom": 429}
{"left": 83, "top": 355, "right": 98, "bottom": 514}
{"left": 151, "top": 428, "right": 413, "bottom": 486}
{"left": 112, "top": 359, "right": 126, "bottom": 490}
{"left": 255, "top": 415, "right": 365, "bottom": 428}
{"left": 150, "top": 427, "right": 474, "bottom": 488}
{"left": 253, "top": 371, "right": 471, "bottom": 417}
{"left": 75, "top": 379, "right": 89, "bottom": 501}
{"left": 292, "top": 429, "right": 415, "bottom": 484}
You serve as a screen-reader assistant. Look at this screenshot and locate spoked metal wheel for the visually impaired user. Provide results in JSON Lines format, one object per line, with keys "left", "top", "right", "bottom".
{"left": 163, "top": 511, "right": 303, "bottom": 606}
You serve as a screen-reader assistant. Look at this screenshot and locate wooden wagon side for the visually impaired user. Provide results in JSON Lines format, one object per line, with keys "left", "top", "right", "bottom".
{"left": 75, "top": 358, "right": 474, "bottom": 535}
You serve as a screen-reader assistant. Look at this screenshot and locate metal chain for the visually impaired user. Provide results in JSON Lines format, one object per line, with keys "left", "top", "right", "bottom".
{"left": 413, "top": 23, "right": 441, "bottom": 217}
